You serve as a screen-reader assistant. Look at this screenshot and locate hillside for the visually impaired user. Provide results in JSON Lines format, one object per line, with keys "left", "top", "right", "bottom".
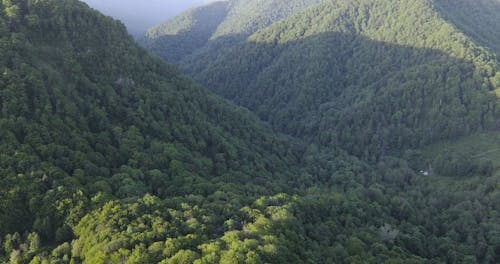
{"left": 140, "top": 0, "right": 323, "bottom": 63}
{"left": 141, "top": 1, "right": 230, "bottom": 63}
{"left": 434, "top": 0, "right": 500, "bottom": 56}
{"left": 0, "top": 0, "right": 329, "bottom": 234}
{"left": 3, "top": 0, "right": 500, "bottom": 263}
{"left": 0, "top": 0, "right": 417, "bottom": 263}
{"left": 0, "top": 0, "right": 366, "bottom": 262}
{"left": 146, "top": 0, "right": 500, "bottom": 159}
{"left": 0, "top": 0, "right": 288, "bottom": 235}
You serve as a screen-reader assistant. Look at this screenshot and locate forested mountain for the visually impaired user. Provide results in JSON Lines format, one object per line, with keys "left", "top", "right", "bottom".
{"left": 0, "top": 0, "right": 323, "bottom": 238}
{"left": 141, "top": 1, "right": 230, "bottom": 63}
{"left": 145, "top": 0, "right": 500, "bottom": 160}
{"left": 139, "top": 0, "right": 323, "bottom": 64}
{"left": 4, "top": 0, "right": 500, "bottom": 263}
{"left": 434, "top": 0, "right": 500, "bottom": 56}
{"left": 0, "top": 0, "right": 363, "bottom": 262}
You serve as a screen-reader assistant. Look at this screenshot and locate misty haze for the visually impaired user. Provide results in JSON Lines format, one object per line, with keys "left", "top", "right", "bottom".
{"left": 82, "top": 0, "right": 220, "bottom": 35}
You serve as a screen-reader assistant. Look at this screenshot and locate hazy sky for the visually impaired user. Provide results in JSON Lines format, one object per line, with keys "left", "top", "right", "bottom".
{"left": 81, "top": 0, "right": 219, "bottom": 36}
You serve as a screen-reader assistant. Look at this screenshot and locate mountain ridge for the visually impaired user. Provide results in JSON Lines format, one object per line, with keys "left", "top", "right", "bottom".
{"left": 140, "top": 0, "right": 325, "bottom": 64}
{"left": 0, "top": 0, "right": 340, "bottom": 246}
{"left": 146, "top": 0, "right": 500, "bottom": 158}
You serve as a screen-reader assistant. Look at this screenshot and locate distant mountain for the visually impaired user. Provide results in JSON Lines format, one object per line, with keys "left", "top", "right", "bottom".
{"left": 434, "top": 0, "right": 500, "bottom": 55}
{"left": 139, "top": 0, "right": 323, "bottom": 63}
{"left": 145, "top": 0, "right": 500, "bottom": 159}
{"left": 82, "top": 0, "right": 220, "bottom": 36}
{"left": 141, "top": 1, "right": 230, "bottom": 63}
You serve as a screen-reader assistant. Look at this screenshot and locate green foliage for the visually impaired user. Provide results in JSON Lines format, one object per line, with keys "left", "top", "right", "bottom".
{"left": 146, "top": 0, "right": 500, "bottom": 160}
{"left": 141, "top": 1, "right": 229, "bottom": 63}
{"left": 209, "top": 0, "right": 324, "bottom": 39}
{"left": 141, "top": 0, "right": 323, "bottom": 64}
{"left": 435, "top": 0, "right": 500, "bottom": 56}
{"left": 3, "top": 0, "right": 500, "bottom": 263}
{"left": 0, "top": 0, "right": 317, "bottom": 242}
{"left": 0, "top": 0, "right": 328, "bottom": 261}
{"left": 422, "top": 132, "right": 500, "bottom": 177}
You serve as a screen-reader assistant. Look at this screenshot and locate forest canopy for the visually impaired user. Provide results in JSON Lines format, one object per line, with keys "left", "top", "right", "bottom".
{"left": 1, "top": 0, "right": 500, "bottom": 263}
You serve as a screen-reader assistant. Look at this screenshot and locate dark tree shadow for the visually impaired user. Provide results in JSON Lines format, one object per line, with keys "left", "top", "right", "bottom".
{"left": 179, "top": 31, "right": 499, "bottom": 159}
{"left": 139, "top": 1, "right": 230, "bottom": 63}
{"left": 434, "top": 0, "right": 500, "bottom": 56}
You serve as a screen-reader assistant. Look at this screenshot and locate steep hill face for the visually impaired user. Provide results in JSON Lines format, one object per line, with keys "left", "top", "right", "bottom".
{"left": 0, "top": 1, "right": 424, "bottom": 263}
{"left": 0, "top": 0, "right": 334, "bottom": 254}
{"left": 208, "top": 0, "right": 323, "bottom": 39}
{"left": 140, "top": 0, "right": 323, "bottom": 63}
{"left": 141, "top": 1, "right": 230, "bottom": 63}
{"left": 434, "top": 0, "right": 500, "bottom": 56}
{"left": 146, "top": 0, "right": 500, "bottom": 159}
{"left": 4, "top": 1, "right": 405, "bottom": 263}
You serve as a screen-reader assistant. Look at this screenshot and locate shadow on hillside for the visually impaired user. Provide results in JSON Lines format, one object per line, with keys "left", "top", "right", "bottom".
{"left": 434, "top": 0, "right": 500, "bottom": 56}
{"left": 178, "top": 31, "right": 499, "bottom": 159}
{"left": 139, "top": 1, "right": 230, "bottom": 64}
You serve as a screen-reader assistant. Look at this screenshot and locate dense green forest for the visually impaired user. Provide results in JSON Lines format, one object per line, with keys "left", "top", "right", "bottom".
{"left": 139, "top": 0, "right": 324, "bottom": 65}
{"left": 140, "top": 1, "right": 230, "bottom": 64}
{"left": 434, "top": 0, "right": 500, "bottom": 56}
{"left": 2, "top": 0, "right": 500, "bottom": 263}
{"left": 146, "top": 0, "right": 500, "bottom": 160}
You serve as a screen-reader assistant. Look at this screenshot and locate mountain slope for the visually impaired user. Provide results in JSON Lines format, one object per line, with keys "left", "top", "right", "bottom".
{"left": 0, "top": 0, "right": 322, "bottom": 251}
{"left": 209, "top": 0, "right": 323, "bottom": 39}
{"left": 141, "top": 1, "right": 230, "bottom": 63}
{"left": 4, "top": 0, "right": 500, "bottom": 263}
{"left": 148, "top": 0, "right": 500, "bottom": 159}
{"left": 140, "top": 0, "right": 324, "bottom": 63}
{"left": 434, "top": 0, "right": 500, "bottom": 56}
{"left": 0, "top": 1, "right": 420, "bottom": 263}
